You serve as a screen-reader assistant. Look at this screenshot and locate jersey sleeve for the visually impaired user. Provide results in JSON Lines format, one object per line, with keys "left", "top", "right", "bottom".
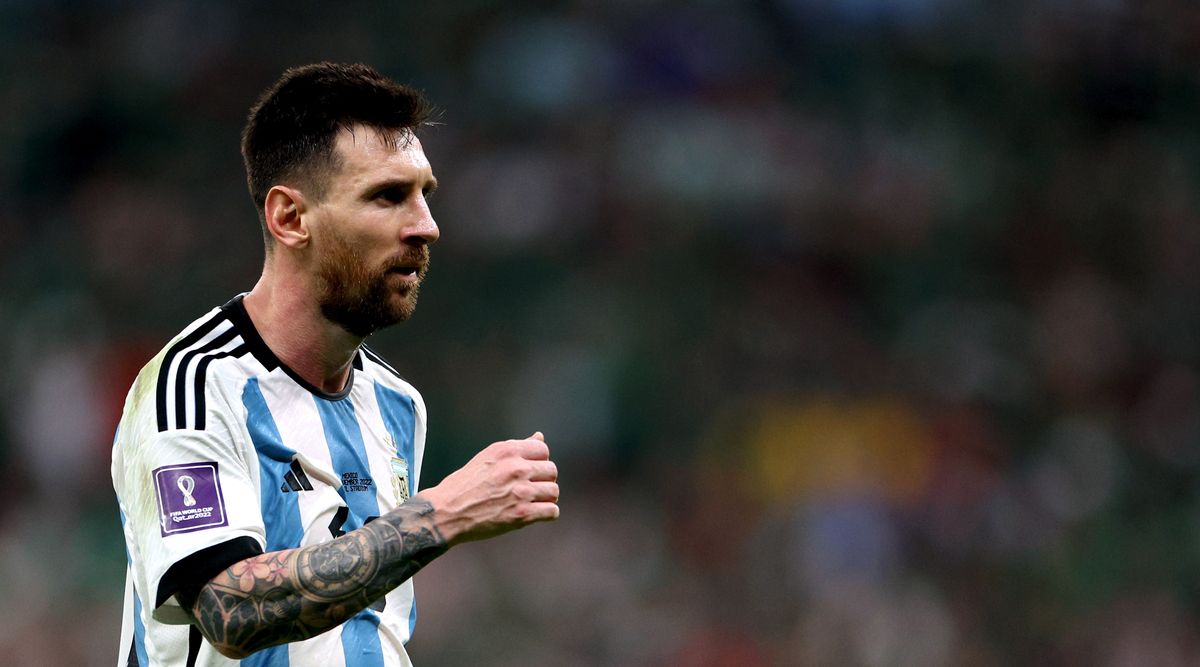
{"left": 411, "top": 389, "right": 427, "bottom": 493}
{"left": 115, "top": 375, "right": 266, "bottom": 625}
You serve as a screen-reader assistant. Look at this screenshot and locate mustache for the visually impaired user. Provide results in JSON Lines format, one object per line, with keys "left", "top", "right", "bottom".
{"left": 384, "top": 246, "right": 430, "bottom": 272}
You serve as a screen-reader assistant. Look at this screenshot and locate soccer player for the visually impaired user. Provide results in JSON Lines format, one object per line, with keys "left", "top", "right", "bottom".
{"left": 111, "top": 63, "right": 561, "bottom": 666}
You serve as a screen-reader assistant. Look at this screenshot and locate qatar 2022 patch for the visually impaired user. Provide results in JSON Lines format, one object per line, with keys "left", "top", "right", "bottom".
{"left": 153, "top": 461, "right": 228, "bottom": 536}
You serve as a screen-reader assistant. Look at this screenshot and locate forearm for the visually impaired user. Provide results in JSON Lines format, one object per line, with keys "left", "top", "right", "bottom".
{"left": 188, "top": 496, "right": 447, "bottom": 659}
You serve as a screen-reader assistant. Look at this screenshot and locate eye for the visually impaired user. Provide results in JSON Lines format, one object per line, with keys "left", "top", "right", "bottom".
{"left": 373, "top": 186, "right": 406, "bottom": 204}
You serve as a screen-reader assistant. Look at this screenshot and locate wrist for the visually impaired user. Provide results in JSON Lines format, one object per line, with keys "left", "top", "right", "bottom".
{"left": 408, "top": 490, "right": 463, "bottom": 547}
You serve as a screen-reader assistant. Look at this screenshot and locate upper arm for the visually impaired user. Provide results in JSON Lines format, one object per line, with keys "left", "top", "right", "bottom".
{"left": 115, "top": 375, "right": 267, "bottom": 625}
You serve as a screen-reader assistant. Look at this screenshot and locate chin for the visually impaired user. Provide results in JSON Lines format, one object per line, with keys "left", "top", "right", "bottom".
{"left": 390, "top": 289, "right": 419, "bottom": 321}
{"left": 373, "top": 302, "right": 416, "bottom": 329}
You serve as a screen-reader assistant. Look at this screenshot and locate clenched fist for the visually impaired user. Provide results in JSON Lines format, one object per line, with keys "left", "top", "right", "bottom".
{"left": 417, "top": 432, "right": 560, "bottom": 546}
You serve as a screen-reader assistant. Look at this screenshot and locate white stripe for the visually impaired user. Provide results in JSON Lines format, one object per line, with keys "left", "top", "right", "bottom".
{"left": 288, "top": 636, "right": 349, "bottom": 667}
{"left": 179, "top": 333, "right": 243, "bottom": 430}
{"left": 159, "top": 313, "right": 229, "bottom": 430}
{"left": 350, "top": 377, "right": 417, "bottom": 649}
{"left": 117, "top": 567, "right": 134, "bottom": 667}
{"left": 350, "top": 378, "right": 405, "bottom": 513}
{"left": 256, "top": 374, "right": 342, "bottom": 544}
{"left": 162, "top": 319, "right": 234, "bottom": 430}
{"left": 360, "top": 356, "right": 428, "bottom": 492}
{"left": 256, "top": 374, "right": 350, "bottom": 667}
{"left": 379, "top": 580, "right": 417, "bottom": 650}
{"left": 362, "top": 346, "right": 402, "bottom": 378}
{"left": 411, "top": 392, "right": 427, "bottom": 492}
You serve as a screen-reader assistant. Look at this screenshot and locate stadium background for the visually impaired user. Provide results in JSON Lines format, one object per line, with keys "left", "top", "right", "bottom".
{"left": 2, "top": 1, "right": 1199, "bottom": 665}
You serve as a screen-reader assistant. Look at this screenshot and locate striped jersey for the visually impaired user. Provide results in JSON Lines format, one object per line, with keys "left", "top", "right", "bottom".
{"left": 112, "top": 295, "right": 428, "bottom": 667}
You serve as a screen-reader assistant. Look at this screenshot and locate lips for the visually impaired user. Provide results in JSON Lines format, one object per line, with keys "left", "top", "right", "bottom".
{"left": 387, "top": 248, "right": 429, "bottom": 281}
{"left": 388, "top": 262, "right": 425, "bottom": 282}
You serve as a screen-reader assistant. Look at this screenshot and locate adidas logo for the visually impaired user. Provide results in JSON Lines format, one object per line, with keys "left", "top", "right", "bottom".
{"left": 281, "top": 460, "right": 314, "bottom": 492}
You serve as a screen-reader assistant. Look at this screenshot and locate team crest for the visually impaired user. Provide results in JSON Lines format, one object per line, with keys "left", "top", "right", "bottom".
{"left": 391, "top": 456, "right": 410, "bottom": 502}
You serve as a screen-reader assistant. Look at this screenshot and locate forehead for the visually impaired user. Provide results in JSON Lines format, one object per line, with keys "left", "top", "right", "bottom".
{"left": 330, "top": 124, "right": 431, "bottom": 185}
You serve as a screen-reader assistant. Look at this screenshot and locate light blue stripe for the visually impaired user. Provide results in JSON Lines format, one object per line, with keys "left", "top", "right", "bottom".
{"left": 315, "top": 396, "right": 385, "bottom": 667}
{"left": 407, "top": 593, "right": 418, "bottom": 641}
{"left": 243, "top": 379, "right": 304, "bottom": 552}
{"left": 373, "top": 383, "right": 419, "bottom": 638}
{"left": 373, "top": 384, "right": 416, "bottom": 487}
{"left": 314, "top": 397, "right": 382, "bottom": 526}
{"left": 120, "top": 511, "right": 149, "bottom": 667}
{"left": 239, "top": 379, "right": 298, "bottom": 667}
{"left": 340, "top": 610, "right": 385, "bottom": 667}
{"left": 132, "top": 590, "right": 149, "bottom": 667}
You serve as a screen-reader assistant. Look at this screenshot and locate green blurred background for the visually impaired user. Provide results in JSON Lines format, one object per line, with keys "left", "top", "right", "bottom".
{"left": 2, "top": 1, "right": 1199, "bottom": 665}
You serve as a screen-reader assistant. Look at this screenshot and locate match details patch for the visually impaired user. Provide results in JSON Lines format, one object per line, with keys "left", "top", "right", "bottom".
{"left": 154, "top": 462, "right": 228, "bottom": 536}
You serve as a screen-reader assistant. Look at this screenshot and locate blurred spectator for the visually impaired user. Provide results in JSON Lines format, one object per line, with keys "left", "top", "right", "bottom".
{"left": 1, "top": 1, "right": 1198, "bottom": 665}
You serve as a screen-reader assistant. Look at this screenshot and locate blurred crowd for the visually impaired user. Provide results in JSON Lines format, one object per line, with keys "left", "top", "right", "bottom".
{"left": 2, "top": 1, "right": 1200, "bottom": 665}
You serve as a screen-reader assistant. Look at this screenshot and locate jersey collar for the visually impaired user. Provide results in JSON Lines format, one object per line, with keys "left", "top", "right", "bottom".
{"left": 221, "top": 293, "right": 363, "bottom": 401}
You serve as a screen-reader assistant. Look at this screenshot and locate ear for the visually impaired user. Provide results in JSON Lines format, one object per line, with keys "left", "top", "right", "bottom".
{"left": 263, "top": 185, "right": 311, "bottom": 249}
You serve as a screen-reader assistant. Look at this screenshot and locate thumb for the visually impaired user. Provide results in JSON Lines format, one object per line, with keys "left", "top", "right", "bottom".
{"left": 529, "top": 431, "right": 545, "bottom": 441}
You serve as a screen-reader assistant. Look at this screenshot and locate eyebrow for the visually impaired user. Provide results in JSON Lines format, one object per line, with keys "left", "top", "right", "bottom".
{"left": 363, "top": 176, "right": 439, "bottom": 198}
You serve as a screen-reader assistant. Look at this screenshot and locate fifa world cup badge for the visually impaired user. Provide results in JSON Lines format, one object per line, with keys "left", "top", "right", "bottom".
{"left": 391, "top": 456, "right": 410, "bottom": 502}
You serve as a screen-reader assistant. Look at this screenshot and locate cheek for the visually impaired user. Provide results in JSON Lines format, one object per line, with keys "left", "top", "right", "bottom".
{"left": 348, "top": 216, "right": 399, "bottom": 250}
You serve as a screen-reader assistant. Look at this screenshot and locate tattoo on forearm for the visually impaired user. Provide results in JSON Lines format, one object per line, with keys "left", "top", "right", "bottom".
{"left": 189, "top": 498, "right": 447, "bottom": 657}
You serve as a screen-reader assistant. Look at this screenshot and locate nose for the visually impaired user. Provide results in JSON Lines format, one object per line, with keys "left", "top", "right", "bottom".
{"left": 405, "top": 199, "right": 440, "bottom": 246}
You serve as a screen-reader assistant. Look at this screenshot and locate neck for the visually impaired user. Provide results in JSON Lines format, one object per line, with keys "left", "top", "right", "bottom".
{"left": 242, "top": 266, "right": 363, "bottom": 394}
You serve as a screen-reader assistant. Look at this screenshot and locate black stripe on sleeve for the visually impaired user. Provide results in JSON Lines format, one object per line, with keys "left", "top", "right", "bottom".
{"left": 126, "top": 639, "right": 140, "bottom": 667}
{"left": 156, "top": 536, "right": 263, "bottom": 609}
{"left": 172, "top": 327, "right": 238, "bottom": 430}
{"left": 156, "top": 313, "right": 229, "bottom": 431}
{"left": 190, "top": 342, "right": 249, "bottom": 431}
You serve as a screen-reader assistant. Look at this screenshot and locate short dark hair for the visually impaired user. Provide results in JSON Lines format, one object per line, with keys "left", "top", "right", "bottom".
{"left": 241, "top": 62, "right": 432, "bottom": 238}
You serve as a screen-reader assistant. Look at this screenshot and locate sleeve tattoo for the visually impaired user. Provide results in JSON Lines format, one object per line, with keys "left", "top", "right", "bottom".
{"left": 187, "top": 497, "right": 447, "bottom": 658}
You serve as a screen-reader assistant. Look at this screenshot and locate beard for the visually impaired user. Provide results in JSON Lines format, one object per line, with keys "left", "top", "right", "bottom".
{"left": 316, "top": 231, "right": 430, "bottom": 338}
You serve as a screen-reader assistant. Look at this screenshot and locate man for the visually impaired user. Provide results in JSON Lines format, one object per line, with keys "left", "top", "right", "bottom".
{"left": 112, "top": 62, "right": 560, "bottom": 666}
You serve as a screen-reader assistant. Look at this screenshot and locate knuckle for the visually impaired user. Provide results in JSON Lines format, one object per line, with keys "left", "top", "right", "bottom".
{"left": 505, "top": 461, "right": 527, "bottom": 481}
{"left": 490, "top": 458, "right": 518, "bottom": 479}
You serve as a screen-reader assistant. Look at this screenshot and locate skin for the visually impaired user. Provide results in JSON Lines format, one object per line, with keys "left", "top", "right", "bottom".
{"left": 243, "top": 126, "right": 441, "bottom": 393}
{"left": 192, "top": 126, "right": 560, "bottom": 659}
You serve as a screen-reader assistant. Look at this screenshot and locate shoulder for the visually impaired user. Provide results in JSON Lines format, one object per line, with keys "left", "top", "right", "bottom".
{"left": 132, "top": 304, "right": 263, "bottom": 433}
{"left": 358, "top": 344, "right": 424, "bottom": 405}
{"left": 113, "top": 306, "right": 260, "bottom": 489}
